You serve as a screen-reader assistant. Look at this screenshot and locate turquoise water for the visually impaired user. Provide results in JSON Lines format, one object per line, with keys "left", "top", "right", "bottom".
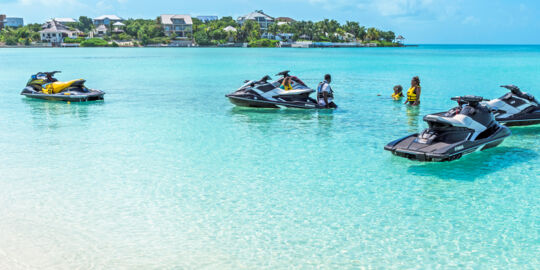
{"left": 0, "top": 46, "right": 538, "bottom": 269}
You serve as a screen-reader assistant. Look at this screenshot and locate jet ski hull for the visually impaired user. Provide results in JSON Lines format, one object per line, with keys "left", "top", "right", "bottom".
{"left": 21, "top": 86, "right": 105, "bottom": 102}
{"left": 227, "top": 95, "right": 279, "bottom": 108}
{"left": 495, "top": 110, "right": 540, "bottom": 126}
{"left": 226, "top": 95, "right": 336, "bottom": 109}
{"left": 384, "top": 126, "right": 511, "bottom": 162}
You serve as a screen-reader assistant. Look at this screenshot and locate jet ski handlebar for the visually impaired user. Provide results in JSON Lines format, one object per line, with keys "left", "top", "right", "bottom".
{"left": 276, "top": 70, "right": 290, "bottom": 77}
{"left": 36, "top": 71, "right": 61, "bottom": 77}
{"left": 451, "top": 95, "right": 484, "bottom": 106}
{"left": 259, "top": 75, "right": 272, "bottom": 83}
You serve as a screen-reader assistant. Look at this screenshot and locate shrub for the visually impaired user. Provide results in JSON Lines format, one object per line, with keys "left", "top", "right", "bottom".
{"left": 80, "top": 38, "right": 109, "bottom": 47}
{"left": 148, "top": 37, "right": 170, "bottom": 45}
{"left": 5, "top": 36, "right": 18, "bottom": 45}
{"left": 64, "top": 37, "right": 85, "bottom": 43}
{"left": 248, "top": 38, "right": 279, "bottom": 48}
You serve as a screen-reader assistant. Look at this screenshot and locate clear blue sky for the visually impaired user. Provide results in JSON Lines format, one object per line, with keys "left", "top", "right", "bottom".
{"left": 2, "top": 0, "right": 539, "bottom": 44}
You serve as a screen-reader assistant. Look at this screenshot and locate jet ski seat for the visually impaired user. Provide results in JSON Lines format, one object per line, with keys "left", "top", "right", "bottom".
{"left": 44, "top": 79, "right": 86, "bottom": 94}
{"left": 425, "top": 114, "right": 487, "bottom": 139}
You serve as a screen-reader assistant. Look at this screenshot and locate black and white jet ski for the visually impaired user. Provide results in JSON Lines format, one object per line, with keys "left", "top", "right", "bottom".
{"left": 385, "top": 96, "right": 511, "bottom": 162}
{"left": 483, "top": 85, "right": 540, "bottom": 126}
{"left": 21, "top": 71, "right": 105, "bottom": 102}
{"left": 226, "top": 71, "right": 337, "bottom": 109}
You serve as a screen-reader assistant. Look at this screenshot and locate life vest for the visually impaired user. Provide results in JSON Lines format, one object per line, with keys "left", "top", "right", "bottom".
{"left": 407, "top": 86, "right": 417, "bottom": 102}
{"left": 317, "top": 81, "right": 334, "bottom": 100}
{"left": 392, "top": 92, "right": 403, "bottom": 100}
{"left": 281, "top": 82, "right": 293, "bottom": 91}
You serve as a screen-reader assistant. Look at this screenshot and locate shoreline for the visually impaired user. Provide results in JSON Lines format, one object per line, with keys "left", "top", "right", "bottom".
{"left": 0, "top": 44, "right": 417, "bottom": 48}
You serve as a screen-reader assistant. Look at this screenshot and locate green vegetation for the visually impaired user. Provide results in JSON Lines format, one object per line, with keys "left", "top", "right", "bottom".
{"left": 80, "top": 38, "right": 109, "bottom": 47}
{"left": 0, "top": 23, "right": 41, "bottom": 45}
{"left": 192, "top": 16, "right": 238, "bottom": 45}
{"left": 0, "top": 15, "right": 399, "bottom": 47}
{"left": 248, "top": 38, "right": 279, "bottom": 48}
{"left": 63, "top": 37, "right": 86, "bottom": 43}
{"left": 65, "top": 16, "right": 94, "bottom": 32}
{"left": 191, "top": 17, "right": 398, "bottom": 47}
{"left": 123, "top": 18, "right": 165, "bottom": 45}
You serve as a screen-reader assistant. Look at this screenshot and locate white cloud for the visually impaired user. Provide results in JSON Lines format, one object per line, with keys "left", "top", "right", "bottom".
{"left": 298, "top": 0, "right": 462, "bottom": 21}
{"left": 18, "top": 0, "right": 82, "bottom": 6}
{"left": 372, "top": 0, "right": 460, "bottom": 19}
{"left": 96, "top": 0, "right": 113, "bottom": 10}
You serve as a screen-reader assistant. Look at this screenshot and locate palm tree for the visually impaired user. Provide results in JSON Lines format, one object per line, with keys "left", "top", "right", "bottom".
{"left": 357, "top": 26, "right": 366, "bottom": 41}
{"left": 366, "top": 27, "right": 380, "bottom": 41}
{"left": 268, "top": 23, "right": 279, "bottom": 37}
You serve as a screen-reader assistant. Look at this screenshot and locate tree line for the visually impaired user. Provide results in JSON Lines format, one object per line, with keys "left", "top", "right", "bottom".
{"left": 1, "top": 15, "right": 398, "bottom": 47}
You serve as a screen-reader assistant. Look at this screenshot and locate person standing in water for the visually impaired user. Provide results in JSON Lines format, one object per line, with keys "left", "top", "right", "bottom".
{"left": 405, "top": 76, "right": 421, "bottom": 106}
{"left": 317, "top": 74, "right": 336, "bottom": 108}
{"left": 392, "top": 85, "right": 403, "bottom": 100}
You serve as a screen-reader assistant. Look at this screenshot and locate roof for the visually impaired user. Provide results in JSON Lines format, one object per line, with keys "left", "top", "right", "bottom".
{"left": 276, "top": 17, "right": 295, "bottom": 22}
{"left": 113, "top": 22, "right": 125, "bottom": 26}
{"left": 396, "top": 35, "right": 405, "bottom": 39}
{"left": 238, "top": 10, "right": 274, "bottom": 21}
{"left": 223, "top": 26, "right": 237, "bottom": 32}
{"left": 39, "top": 20, "right": 74, "bottom": 33}
{"left": 160, "top": 14, "right": 193, "bottom": 25}
{"left": 51, "top": 18, "right": 77, "bottom": 23}
{"left": 93, "top": 15, "right": 123, "bottom": 21}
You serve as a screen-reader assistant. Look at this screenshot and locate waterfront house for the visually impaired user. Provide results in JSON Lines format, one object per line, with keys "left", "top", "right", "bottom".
{"left": 39, "top": 20, "right": 78, "bottom": 45}
{"left": 395, "top": 35, "right": 405, "bottom": 44}
{"left": 4, "top": 17, "right": 24, "bottom": 28}
{"left": 276, "top": 17, "right": 295, "bottom": 25}
{"left": 93, "top": 15, "right": 123, "bottom": 26}
{"left": 160, "top": 14, "right": 193, "bottom": 38}
{"left": 275, "top": 33, "right": 294, "bottom": 42}
{"left": 48, "top": 18, "right": 77, "bottom": 25}
{"left": 237, "top": 10, "right": 274, "bottom": 33}
{"left": 196, "top": 16, "right": 218, "bottom": 23}
{"left": 223, "top": 26, "right": 237, "bottom": 42}
{"left": 112, "top": 22, "right": 125, "bottom": 33}
{"left": 223, "top": 26, "right": 237, "bottom": 32}
{"left": 93, "top": 24, "right": 108, "bottom": 37}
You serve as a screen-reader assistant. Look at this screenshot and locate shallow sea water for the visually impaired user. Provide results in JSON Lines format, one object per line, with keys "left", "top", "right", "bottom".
{"left": 0, "top": 46, "right": 538, "bottom": 269}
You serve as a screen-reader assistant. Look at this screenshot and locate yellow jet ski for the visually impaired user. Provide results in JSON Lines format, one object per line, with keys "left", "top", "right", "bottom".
{"left": 21, "top": 71, "right": 105, "bottom": 102}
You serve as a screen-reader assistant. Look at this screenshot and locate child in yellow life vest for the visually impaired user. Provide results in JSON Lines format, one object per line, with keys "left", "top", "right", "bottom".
{"left": 405, "top": 76, "right": 421, "bottom": 106}
{"left": 280, "top": 76, "right": 293, "bottom": 91}
{"left": 392, "top": 85, "right": 403, "bottom": 100}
